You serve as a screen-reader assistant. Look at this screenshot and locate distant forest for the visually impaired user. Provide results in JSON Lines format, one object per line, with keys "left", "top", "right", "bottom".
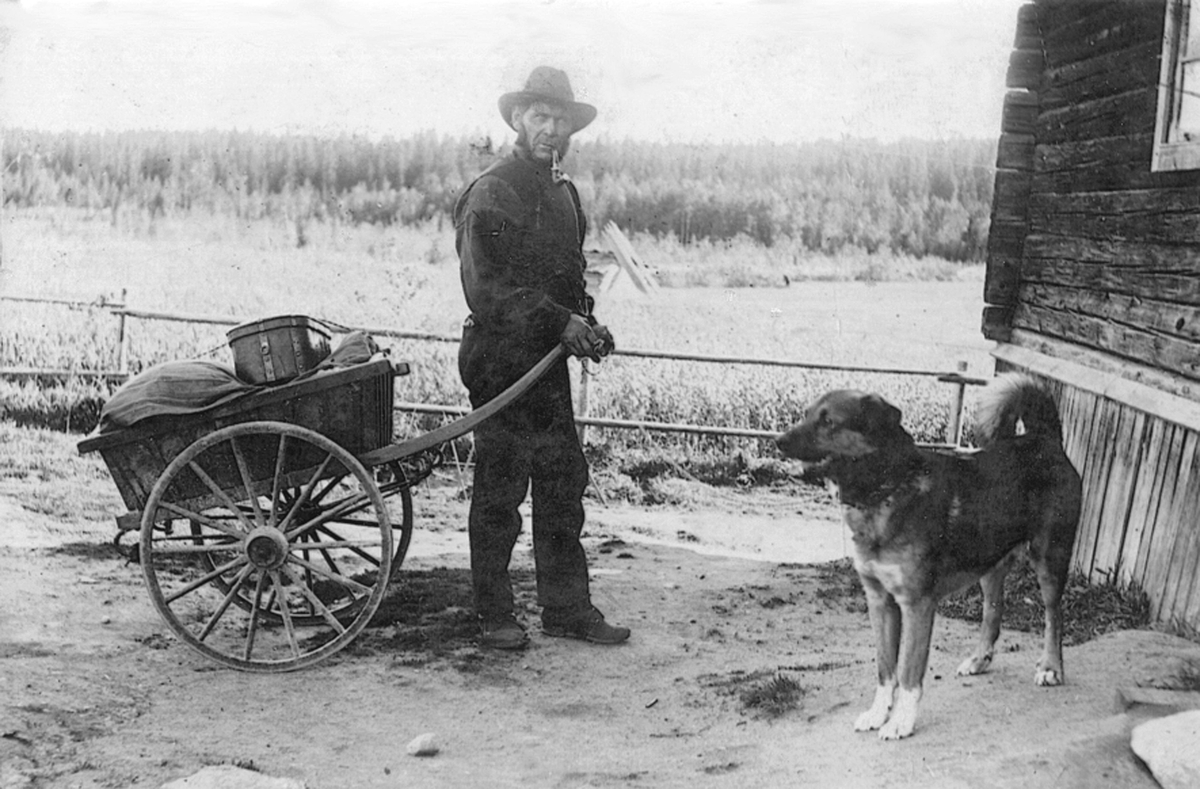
{"left": 2, "top": 128, "right": 997, "bottom": 261}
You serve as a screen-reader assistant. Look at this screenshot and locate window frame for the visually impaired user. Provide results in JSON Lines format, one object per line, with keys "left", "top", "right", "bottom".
{"left": 1154, "top": 0, "right": 1200, "bottom": 171}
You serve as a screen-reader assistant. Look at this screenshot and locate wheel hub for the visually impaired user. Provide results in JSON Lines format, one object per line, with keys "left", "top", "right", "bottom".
{"left": 244, "top": 527, "right": 290, "bottom": 570}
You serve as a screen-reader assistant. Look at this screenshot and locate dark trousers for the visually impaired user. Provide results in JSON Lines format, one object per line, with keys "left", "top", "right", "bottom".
{"left": 468, "top": 367, "right": 591, "bottom": 621}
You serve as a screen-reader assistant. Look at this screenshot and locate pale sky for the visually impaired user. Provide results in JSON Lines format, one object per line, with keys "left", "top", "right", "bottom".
{"left": 0, "top": 0, "right": 1027, "bottom": 144}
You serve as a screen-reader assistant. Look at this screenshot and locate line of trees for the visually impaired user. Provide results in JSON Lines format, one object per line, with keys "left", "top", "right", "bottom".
{"left": 2, "top": 128, "right": 996, "bottom": 260}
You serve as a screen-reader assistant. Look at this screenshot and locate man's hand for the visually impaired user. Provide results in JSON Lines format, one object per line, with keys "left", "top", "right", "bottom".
{"left": 561, "top": 315, "right": 613, "bottom": 363}
{"left": 592, "top": 324, "right": 615, "bottom": 357}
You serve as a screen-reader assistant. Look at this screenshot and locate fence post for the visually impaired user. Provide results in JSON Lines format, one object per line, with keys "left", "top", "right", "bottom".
{"left": 116, "top": 288, "right": 129, "bottom": 376}
{"left": 947, "top": 360, "right": 968, "bottom": 446}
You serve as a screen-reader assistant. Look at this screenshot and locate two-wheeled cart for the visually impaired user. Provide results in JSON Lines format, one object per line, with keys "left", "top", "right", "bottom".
{"left": 78, "top": 348, "right": 563, "bottom": 673}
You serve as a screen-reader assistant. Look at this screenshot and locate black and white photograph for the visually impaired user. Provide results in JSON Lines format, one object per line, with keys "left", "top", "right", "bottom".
{"left": 2, "top": 0, "right": 1200, "bottom": 786}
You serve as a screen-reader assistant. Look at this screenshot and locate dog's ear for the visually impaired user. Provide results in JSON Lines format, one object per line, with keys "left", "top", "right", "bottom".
{"left": 860, "top": 394, "right": 903, "bottom": 436}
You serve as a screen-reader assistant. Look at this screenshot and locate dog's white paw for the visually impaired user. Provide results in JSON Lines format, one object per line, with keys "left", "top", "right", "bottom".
{"left": 878, "top": 688, "right": 919, "bottom": 740}
{"left": 854, "top": 706, "right": 889, "bottom": 732}
{"left": 853, "top": 685, "right": 894, "bottom": 732}
{"left": 1034, "top": 665, "right": 1063, "bottom": 686}
{"left": 878, "top": 716, "right": 914, "bottom": 740}
{"left": 955, "top": 653, "right": 993, "bottom": 677}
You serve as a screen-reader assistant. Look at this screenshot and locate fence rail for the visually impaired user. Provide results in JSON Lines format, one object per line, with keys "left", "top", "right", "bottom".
{"left": 1, "top": 292, "right": 988, "bottom": 445}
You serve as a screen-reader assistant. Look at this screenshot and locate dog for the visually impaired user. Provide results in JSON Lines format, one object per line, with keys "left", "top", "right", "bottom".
{"left": 776, "top": 373, "right": 1081, "bottom": 740}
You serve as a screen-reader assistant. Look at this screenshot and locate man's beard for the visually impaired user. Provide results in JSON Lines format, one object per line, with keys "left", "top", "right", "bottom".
{"left": 515, "top": 128, "right": 571, "bottom": 161}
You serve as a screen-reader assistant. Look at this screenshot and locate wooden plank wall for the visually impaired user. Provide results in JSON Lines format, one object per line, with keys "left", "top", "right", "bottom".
{"left": 1003, "top": 369, "right": 1200, "bottom": 630}
{"left": 985, "top": 1, "right": 1200, "bottom": 631}
{"left": 982, "top": 3, "right": 1040, "bottom": 341}
{"left": 1007, "top": 1, "right": 1200, "bottom": 380}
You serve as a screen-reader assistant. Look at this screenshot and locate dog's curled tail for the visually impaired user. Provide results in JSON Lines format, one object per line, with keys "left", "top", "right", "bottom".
{"left": 974, "top": 373, "right": 1064, "bottom": 448}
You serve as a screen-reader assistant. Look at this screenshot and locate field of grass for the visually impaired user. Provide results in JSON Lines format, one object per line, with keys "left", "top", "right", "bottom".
{"left": 1, "top": 209, "right": 995, "bottom": 469}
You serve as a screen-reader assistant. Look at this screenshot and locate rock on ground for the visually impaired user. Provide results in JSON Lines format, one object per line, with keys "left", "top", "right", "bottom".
{"left": 1130, "top": 710, "right": 1200, "bottom": 789}
{"left": 160, "top": 764, "right": 306, "bottom": 789}
{"left": 406, "top": 732, "right": 440, "bottom": 756}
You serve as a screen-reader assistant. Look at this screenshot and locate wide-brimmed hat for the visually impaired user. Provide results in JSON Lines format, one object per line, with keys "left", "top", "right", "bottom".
{"left": 498, "top": 66, "right": 597, "bottom": 132}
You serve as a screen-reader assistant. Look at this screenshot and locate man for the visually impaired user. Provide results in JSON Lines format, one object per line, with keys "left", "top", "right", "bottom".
{"left": 453, "top": 66, "right": 629, "bottom": 650}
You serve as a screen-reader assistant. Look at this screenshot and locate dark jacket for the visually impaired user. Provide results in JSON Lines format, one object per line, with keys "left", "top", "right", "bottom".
{"left": 454, "top": 149, "right": 593, "bottom": 406}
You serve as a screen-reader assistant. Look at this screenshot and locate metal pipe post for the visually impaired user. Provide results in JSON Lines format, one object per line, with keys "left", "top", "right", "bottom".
{"left": 947, "top": 360, "right": 968, "bottom": 446}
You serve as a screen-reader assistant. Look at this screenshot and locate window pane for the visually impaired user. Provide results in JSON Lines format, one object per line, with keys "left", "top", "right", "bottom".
{"left": 1180, "top": 62, "right": 1200, "bottom": 138}
{"left": 1191, "top": 0, "right": 1200, "bottom": 56}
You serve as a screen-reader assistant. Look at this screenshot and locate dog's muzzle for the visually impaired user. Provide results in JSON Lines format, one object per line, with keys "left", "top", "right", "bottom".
{"left": 775, "top": 427, "right": 816, "bottom": 461}
{"left": 797, "top": 457, "right": 832, "bottom": 485}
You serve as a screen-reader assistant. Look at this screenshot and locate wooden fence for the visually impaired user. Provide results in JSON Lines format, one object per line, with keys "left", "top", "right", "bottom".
{"left": 0, "top": 292, "right": 985, "bottom": 448}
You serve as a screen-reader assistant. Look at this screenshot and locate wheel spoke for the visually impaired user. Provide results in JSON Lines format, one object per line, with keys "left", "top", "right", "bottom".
{"left": 308, "top": 540, "right": 341, "bottom": 579}
{"left": 196, "top": 563, "right": 255, "bottom": 642}
{"left": 276, "top": 453, "right": 335, "bottom": 534}
{"left": 307, "top": 474, "right": 348, "bottom": 509}
{"left": 312, "top": 523, "right": 385, "bottom": 567}
{"left": 163, "top": 555, "right": 247, "bottom": 604}
{"left": 284, "top": 490, "right": 372, "bottom": 541}
{"left": 157, "top": 501, "right": 246, "bottom": 539}
{"left": 187, "top": 460, "right": 258, "bottom": 533}
{"left": 318, "top": 516, "right": 384, "bottom": 528}
{"left": 285, "top": 555, "right": 374, "bottom": 596}
{"left": 243, "top": 572, "right": 268, "bottom": 661}
{"left": 230, "top": 437, "right": 265, "bottom": 525}
{"left": 269, "top": 434, "right": 289, "bottom": 528}
{"left": 281, "top": 565, "right": 347, "bottom": 632}
{"left": 311, "top": 493, "right": 377, "bottom": 522}
{"left": 270, "top": 570, "right": 302, "bottom": 658}
{"left": 148, "top": 539, "right": 241, "bottom": 556}
{"left": 263, "top": 584, "right": 280, "bottom": 617}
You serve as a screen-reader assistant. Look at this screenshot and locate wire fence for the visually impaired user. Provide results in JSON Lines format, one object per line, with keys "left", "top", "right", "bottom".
{"left": 0, "top": 292, "right": 989, "bottom": 448}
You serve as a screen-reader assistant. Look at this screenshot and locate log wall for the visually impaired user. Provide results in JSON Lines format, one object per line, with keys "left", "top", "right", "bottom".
{"left": 985, "top": 1, "right": 1200, "bottom": 632}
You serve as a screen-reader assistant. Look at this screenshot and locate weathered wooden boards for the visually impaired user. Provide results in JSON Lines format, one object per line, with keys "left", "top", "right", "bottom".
{"left": 995, "top": 344, "right": 1200, "bottom": 629}
{"left": 984, "top": 0, "right": 1200, "bottom": 379}
{"left": 983, "top": 4, "right": 1041, "bottom": 340}
{"left": 985, "top": 1, "right": 1200, "bottom": 631}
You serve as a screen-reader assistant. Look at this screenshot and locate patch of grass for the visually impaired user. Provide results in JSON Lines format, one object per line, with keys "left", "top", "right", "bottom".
{"left": 738, "top": 673, "right": 805, "bottom": 719}
{"left": 586, "top": 443, "right": 827, "bottom": 502}
{"left": 778, "top": 660, "right": 852, "bottom": 672}
{"left": 939, "top": 560, "right": 1153, "bottom": 646}
{"left": 227, "top": 759, "right": 261, "bottom": 773}
{"left": 698, "top": 669, "right": 805, "bottom": 719}
{"left": 0, "top": 380, "right": 109, "bottom": 434}
{"left": 641, "top": 233, "right": 980, "bottom": 289}
{"left": 4, "top": 210, "right": 988, "bottom": 470}
{"left": 811, "top": 556, "right": 1155, "bottom": 646}
{"left": 0, "top": 421, "right": 126, "bottom": 521}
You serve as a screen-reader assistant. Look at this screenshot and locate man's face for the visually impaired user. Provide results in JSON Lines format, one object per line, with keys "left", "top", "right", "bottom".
{"left": 513, "top": 101, "right": 574, "bottom": 162}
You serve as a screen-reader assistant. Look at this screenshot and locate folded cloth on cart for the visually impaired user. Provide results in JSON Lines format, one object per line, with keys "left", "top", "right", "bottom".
{"left": 301, "top": 330, "right": 382, "bottom": 377}
{"left": 98, "top": 360, "right": 262, "bottom": 433}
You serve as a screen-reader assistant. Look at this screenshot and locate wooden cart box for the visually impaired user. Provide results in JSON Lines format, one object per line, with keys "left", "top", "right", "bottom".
{"left": 78, "top": 358, "right": 404, "bottom": 523}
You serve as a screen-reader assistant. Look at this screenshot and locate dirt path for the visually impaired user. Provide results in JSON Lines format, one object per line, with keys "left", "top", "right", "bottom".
{"left": 2, "top": 486, "right": 1196, "bottom": 789}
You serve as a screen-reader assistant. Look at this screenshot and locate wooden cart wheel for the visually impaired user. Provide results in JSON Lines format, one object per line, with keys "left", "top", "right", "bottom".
{"left": 192, "top": 483, "right": 413, "bottom": 625}
{"left": 139, "top": 421, "right": 392, "bottom": 672}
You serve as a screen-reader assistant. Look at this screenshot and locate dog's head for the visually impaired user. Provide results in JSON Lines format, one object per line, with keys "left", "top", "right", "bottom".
{"left": 776, "top": 389, "right": 908, "bottom": 469}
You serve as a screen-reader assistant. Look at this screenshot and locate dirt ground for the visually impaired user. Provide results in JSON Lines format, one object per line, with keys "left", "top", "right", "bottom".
{"left": 2, "top": 479, "right": 1199, "bottom": 789}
